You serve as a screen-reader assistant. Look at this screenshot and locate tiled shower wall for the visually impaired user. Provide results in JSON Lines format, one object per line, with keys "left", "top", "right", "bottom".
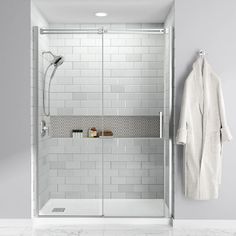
{"left": 45, "top": 24, "right": 165, "bottom": 200}
{"left": 35, "top": 23, "right": 166, "bottom": 203}
{"left": 48, "top": 23, "right": 164, "bottom": 116}
{"left": 48, "top": 138, "right": 164, "bottom": 199}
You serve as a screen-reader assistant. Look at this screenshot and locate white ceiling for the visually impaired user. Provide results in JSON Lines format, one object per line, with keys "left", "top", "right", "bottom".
{"left": 33, "top": 0, "right": 173, "bottom": 24}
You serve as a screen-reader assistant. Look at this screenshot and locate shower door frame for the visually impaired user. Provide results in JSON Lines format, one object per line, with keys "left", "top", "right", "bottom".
{"left": 33, "top": 26, "right": 173, "bottom": 218}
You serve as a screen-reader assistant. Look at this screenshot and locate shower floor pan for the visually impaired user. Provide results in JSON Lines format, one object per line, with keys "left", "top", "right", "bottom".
{"left": 39, "top": 199, "right": 165, "bottom": 217}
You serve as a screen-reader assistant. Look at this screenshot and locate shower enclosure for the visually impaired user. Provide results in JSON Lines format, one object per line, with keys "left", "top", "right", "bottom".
{"left": 33, "top": 24, "right": 172, "bottom": 217}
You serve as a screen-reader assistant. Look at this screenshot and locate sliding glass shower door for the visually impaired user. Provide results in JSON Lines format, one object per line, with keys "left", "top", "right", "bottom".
{"left": 103, "top": 32, "right": 165, "bottom": 216}
{"left": 36, "top": 29, "right": 104, "bottom": 216}
{"left": 35, "top": 25, "right": 169, "bottom": 217}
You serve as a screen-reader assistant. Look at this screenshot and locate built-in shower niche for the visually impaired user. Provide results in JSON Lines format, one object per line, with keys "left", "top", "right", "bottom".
{"left": 50, "top": 116, "right": 161, "bottom": 138}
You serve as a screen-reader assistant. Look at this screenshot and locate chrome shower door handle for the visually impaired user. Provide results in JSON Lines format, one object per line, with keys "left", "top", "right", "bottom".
{"left": 159, "top": 111, "right": 163, "bottom": 138}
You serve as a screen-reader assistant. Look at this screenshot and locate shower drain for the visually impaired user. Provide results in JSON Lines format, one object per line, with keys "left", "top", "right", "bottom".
{"left": 52, "top": 208, "right": 65, "bottom": 212}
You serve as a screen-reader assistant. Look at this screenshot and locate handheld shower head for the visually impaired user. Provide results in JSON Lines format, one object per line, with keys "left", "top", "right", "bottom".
{"left": 42, "top": 51, "right": 65, "bottom": 116}
{"left": 51, "top": 55, "right": 64, "bottom": 67}
{"left": 43, "top": 51, "right": 64, "bottom": 67}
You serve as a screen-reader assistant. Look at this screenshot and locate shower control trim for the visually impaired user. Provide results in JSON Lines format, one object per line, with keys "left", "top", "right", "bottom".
{"left": 41, "top": 120, "right": 48, "bottom": 137}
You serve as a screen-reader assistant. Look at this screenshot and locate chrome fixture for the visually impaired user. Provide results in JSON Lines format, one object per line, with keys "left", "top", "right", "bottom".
{"left": 40, "top": 28, "right": 165, "bottom": 35}
{"left": 199, "top": 50, "right": 206, "bottom": 57}
{"left": 42, "top": 51, "right": 64, "bottom": 116}
{"left": 40, "top": 120, "right": 48, "bottom": 137}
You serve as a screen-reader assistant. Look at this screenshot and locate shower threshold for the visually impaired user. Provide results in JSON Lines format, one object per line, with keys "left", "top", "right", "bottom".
{"left": 39, "top": 199, "right": 165, "bottom": 217}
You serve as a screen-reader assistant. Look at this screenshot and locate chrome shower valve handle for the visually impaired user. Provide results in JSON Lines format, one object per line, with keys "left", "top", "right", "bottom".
{"left": 41, "top": 120, "right": 48, "bottom": 137}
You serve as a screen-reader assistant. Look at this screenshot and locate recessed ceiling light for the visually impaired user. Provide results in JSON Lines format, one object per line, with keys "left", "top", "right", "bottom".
{"left": 95, "top": 12, "right": 108, "bottom": 17}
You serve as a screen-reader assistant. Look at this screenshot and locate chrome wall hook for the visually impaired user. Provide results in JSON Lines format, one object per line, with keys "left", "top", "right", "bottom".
{"left": 199, "top": 50, "right": 206, "bottom": 57}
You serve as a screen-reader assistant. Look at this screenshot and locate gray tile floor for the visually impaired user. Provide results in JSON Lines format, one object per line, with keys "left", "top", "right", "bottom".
{"left": 0, "top": 225, "right": 236, "bottom": 236}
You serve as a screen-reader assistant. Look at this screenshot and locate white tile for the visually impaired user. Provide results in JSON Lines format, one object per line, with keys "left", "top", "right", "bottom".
{"left": 58, "top": 184, "right": 88, "bottom": 192}
{"left": 111, "top": 38, "right": 126, "bottom": 46}
{"left": 126, "top": 177, "right": 141, "bottom": 184}
{"left": 50, "top": 100, "right": 64, "bottom": 108}
{"left": 65, "top": 55, "right": 81, "bottom": 62}
{"left": 64, "top": 70, "right": 81, "bottom": 76}
{"left": 81, "top": 70, "right": 102, "bottom": 77}
{"left": 49, "top": 39, "right": 65, "bottom": 46}
{"left": 73, "top": 46, "right": 88, "bottom": 53}
{"left": 127, "top": 162, "right": 141, "bottom": 169}
{"left": 80, "top": 85, "right": 102, "bottom": 92}
{"left": 111, "top": 85, "right": 125, "bottom": 93}
{"left": 126, "top": 54, "right": 142, "bottom": 62}
{"left": 118, "top": 47, "right": 134, "bottom": 54}
{"left": 104, "top": 108, "right": 118, "bottom": 115}
{"left": 49, "top": 176, "right": 65, "bottom": 184}
{"left": 71, "top": 93, "right": 87, "bottom": 100}
{"left": 125, "top": 100, "right": 141, "bottom": 107}
{"left": 125, "top": 39, "right": 141, "bottom": 46}
{"left": 81, "top": 100, "right": 102, "bottom": 108}
{"left": 64, "top": 85, "right": 81, "bottom": 92}
{"left": 65, "top": 38, "right": 81, "bottom": 46}
{"left": 111, "top": 177, "right": 126, "bottom": 184}
{"left": 53, "top": 77, "right": 73, "bottom": 85}
{"left": 50, "top": 85, "right": 64, "bottom": 92}
{"left": 142, "top": 37, "right": 164, "bottom": 46}
{"left": 57, "top": 46, "right": 73, "bottom": 54}
{"left": 142, "top": 54, "right": 163, "bottom": 62}
{"left": 56, "top": 107, "right": 73, "bottom": 115}
{"left": 65, "top": 100, "right": 81, "bottom": 107}
{"left": 104, "top": 184, "right": 118, "bottom": 192}
{"left": 111, "top": 54, "right": 126, "bottom": 61}
{"left": 65, "top": 161, "right": 81, "bottom": 169}
{"left": 81, "top": 38, "right": 101, "bottom": 46}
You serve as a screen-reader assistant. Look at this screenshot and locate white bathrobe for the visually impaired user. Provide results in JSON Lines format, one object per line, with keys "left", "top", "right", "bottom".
{"left": 176, "top": 57, "right": 232, "bottom": 200}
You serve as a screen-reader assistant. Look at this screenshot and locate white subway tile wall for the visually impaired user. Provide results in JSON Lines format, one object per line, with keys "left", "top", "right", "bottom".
{"left": 48, "top": 138, "right": 164, "bottom": 199}
{"left": 48, "top": 23, "right": 164, "bottom": 116}
{"left": 33, "top": 23, "right": 166, "bottom": 206}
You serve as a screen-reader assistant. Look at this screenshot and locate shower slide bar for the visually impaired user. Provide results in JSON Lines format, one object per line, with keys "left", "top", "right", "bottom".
{"left": 40, "top": 28, "right": 165, "bottom": 35}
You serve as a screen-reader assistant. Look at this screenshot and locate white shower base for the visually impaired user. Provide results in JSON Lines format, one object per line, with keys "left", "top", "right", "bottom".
{"left": 39, "top": 199, "right": 165, "bottom": 217}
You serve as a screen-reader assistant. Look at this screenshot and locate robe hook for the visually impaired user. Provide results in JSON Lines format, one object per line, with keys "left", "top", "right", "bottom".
{"left": 199, "top": 50, "right": 206, "bottom": 57}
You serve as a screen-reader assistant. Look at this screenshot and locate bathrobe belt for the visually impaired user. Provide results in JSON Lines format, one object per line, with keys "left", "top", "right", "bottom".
{"left": 196, "top": 57, "right": 209, "bottom": 174}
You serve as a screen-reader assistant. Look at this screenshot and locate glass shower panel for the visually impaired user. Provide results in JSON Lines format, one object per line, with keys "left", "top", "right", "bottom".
{"left": 103, "top": 32, "right": 165, "bottom": 217}
{"left": 36, "top": 25, "right": 170, "bottom": 217}
{"left": 37, "top": 31, "right": 103, "bottom": 216}
{"left": 163, "top": 25, "right": 173, "bottom": 217}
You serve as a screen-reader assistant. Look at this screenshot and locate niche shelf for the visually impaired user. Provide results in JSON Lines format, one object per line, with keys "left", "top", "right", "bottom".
{"left": 50, "top": 115, "right": 161, "bottom": 138}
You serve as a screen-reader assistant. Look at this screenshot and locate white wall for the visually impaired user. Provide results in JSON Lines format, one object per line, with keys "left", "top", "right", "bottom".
{"left": 0, "top": 0, "right": 31, "bottom": 218}
{"left": 175, "top": 0, "right": 236, "bottom": 219}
